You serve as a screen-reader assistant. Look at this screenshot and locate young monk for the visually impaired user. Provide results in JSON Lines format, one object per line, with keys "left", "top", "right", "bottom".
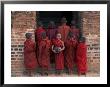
{"left": 24, "top": 33, "right": 38, "bottom": 76}
{"left": 65, "top": 31, "right": 77, "bottom": 75}
{"left": 70, "top": 20, "right": 80, "bottom": 64}
{"left": 46, "top": 21, "right": 58, "bottom": 40}
{"left": 35, "top": 21, "right": 46, "bottom": 66}
{"left": 76, "top": 37, "right": 87, "bottom": 76}
{"left": 46, "top": 21, "right": 58, "bottom": 63}
{"left": 52, "top": 33, "right": 65, "bottom": 75}
{"left": 35, "top": 21, "right": 46, "bottom": 44}
{"left": 70, "top": 20, "right": 80, "bottom": 41}
{"left": 38, "top": 32, "right": 51, "bottom": 76}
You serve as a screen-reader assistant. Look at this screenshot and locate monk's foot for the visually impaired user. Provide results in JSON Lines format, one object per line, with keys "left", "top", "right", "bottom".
{"left": 38, "top": 72, "right": 43, "bottom": 76}
{"left": 68, "top": 70, "right": 73, "bottom": 75}
{"left": 44, "top": 72, "right": 48, "bottom": 76}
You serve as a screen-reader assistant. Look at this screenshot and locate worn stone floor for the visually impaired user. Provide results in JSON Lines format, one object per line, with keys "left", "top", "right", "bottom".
{"left": 22, "top": 64, "right": 100, "bottom": 77}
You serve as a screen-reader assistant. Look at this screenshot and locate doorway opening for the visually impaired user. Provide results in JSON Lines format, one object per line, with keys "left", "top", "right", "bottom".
{"left": 37, "top": 11, "right": 80, "bottom": 29}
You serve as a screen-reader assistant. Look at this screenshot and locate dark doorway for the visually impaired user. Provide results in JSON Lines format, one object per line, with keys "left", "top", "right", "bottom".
{"left": 37, "top": 11, "right": 80, "bottom": 63}
{"left": 37, "top": 11, "right": 80, "bottom": 29}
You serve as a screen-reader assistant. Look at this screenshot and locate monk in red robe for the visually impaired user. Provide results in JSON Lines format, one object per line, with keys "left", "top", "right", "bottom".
{"left": 46, "top": 21, "right": 58, "bottom": 64}
{"left": 76, "top": 37, "right": 87, "bottom": 76}
{"left": 70, "top": 20, "right": 80, "bottom": 41}
{"left": 65, "top": 31, "right": 77, "bottom": 74}
{"left": 58, "top": 17, "right": 70, "bottom": 42}
{"left": 35, "top": 21, "right": 46, "bottom": 66}
{"left": 39, "top": 32, "right": 51, "bottom": 76}
{"left": 46, "top": 21, "right": 58, "bottom": 40}
{"left": 70, "top": 20, "right": 80, "bottom": 64}
{"left": 35, "top": 21, "right": 46, "bottom": 44}
{"left": 52, "top": 33, "right": 65, "bottom": 75}
{"left": 24, "top": 33, "right": 38, "bottom": 76}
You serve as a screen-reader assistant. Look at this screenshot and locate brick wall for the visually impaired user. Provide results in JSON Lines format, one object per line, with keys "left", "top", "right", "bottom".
{"left": 11, "top": 11, "right": 36, "bottom": 76}
{"left": 81, "top": 11, "right": 100, "bottom": 73}
{"left": 11, "top": 11, "right": 100, "bottom": 76}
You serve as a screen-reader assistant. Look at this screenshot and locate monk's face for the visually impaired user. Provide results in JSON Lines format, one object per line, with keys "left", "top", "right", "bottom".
{"left": 56, "top": 33, "right": 61, "bottom": 39}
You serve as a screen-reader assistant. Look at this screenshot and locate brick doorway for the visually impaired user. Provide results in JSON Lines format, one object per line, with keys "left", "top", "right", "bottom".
{"left": 36, "top": 11, "right": 80, "bottom": 64}
{"left": 37, "top": 11, "right": 80, "bottom": 29}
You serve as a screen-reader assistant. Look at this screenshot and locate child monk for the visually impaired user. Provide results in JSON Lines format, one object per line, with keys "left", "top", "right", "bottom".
{"left": 47, "top": 21, "right": 57, "bottom": 40}
{"left": 65, "top": 31, "right": 77, "bottom": 75}
{"left": 70, "top": 20, "right": 80, "bottom": 64}
{"left": 46, "top": 21, "right": 58, "bottom": 64}
{"left": 35, "top": 21, "right": 46, "bottom": 66}
{"left": 76, "top": 37, "right": 87, "bottom": 76}
{"left": 38, "top": 32, "right": 51, "bottom": 76}
{"left": 24, "top": 33, "right": 38, "bottom": 76}
{"left": 52, "top": 33, "right": 65, "bottom": 75}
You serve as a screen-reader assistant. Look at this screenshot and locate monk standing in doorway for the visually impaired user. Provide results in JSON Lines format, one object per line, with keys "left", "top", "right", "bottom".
{"left": 70, "top": 20, "right": 80, "bottom": 64}
{"left": 47, "top": 21, "right": 57, "bottom": 40}
{"left": 65, "top": 31, "right": 77, "bottom": 75}
{"left": 70, "top": 20, "right": 80, "bottom": 41}
{"left": 58, "top": 17, "right": 70, "bottom": 42}
{"left": 35, "top": 21, "right": 46, "bottom": 67}
{"left": 46, "top": 21, "right": 58, "bottom": 64}
{"left": 38, "top": 32, "right": 51, "bottom": 76}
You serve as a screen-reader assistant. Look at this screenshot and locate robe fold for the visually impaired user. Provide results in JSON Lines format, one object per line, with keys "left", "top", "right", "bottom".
{"left": 35, "top": 27, "right": 46, "bottom": 66}
{"left": 53, "top": 39, "right": 64, "bottom": 70}
{"left": 70, "top": 27, "right": 80, "bottom": 63}
{"left": 58, "top": 25, "right": 70, "bottom": 42}
{"left": 24, "top": 39, "right": 38, "bottom": 70}
{"left": 46, "top": 27, "right": 58, "bottom": 63}
{"left": 39, "top": 38, "right": 51, "bottom": 70}
{"left": 65, "top": 38, "right": 77, "bottom": 70}
{"left": 35, "top": 27, "right": 46, "bottom": 44}
{"left": 76, "top": 42, "right": 87, "bottom": 74}
{"left": 70, "top": 27, "right": 80, "bottom": 40}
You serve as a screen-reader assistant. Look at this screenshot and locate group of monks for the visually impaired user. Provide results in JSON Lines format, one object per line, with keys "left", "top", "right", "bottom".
{"left": 24, "top": 17, "right": 87, "bottom": 76}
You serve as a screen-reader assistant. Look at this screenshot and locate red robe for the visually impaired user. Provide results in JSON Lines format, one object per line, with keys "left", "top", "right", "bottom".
{"left": 46, "top": 27, "right": 58, "bottom": 40}
{"left": 58, "top": 25, "right": 70, "bottom": 42}
{"left": 70, "top": 27, "right": 80, "bottom": 63}
{"left": 24, "top": 39, "right": 38, "bottom": 70}
{"left": 46, "top": 28, "right": 58, "bottom": 63}
{"left": 65, "top": 38, "right": 77, "bottom": 70}
{"left": 35, "top": 27, "right": 46, "bottom": 44}
{"left": 53, "top": 39, "right": 64, "bottom": 70}
{"left": 35, "top": 27, "right": 46, "bottom": 65}
{"left": 76, "top": 42, "right": 87, "bottom": 74}
{"left": 39, "top": 38, "right": 51, "bottom": 70}
{"left": 70, "top": 27, "right": 80, "bottom": 40}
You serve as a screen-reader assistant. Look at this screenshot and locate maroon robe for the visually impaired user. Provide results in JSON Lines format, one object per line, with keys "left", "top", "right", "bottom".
{"left": 39, "top": 38, "right": 51, "bottom": 70}
{"left": 58, "top": 25, "right": 70, "bottom": 42}
{"left": 65, "top": 38, "right": 77, "bottom": 70}
{"left": 24, "top": 39, "right": 38, "bottom": 70}
{"left": 46, "top": 27, "right": 58, "bottom": 63}
{"left": 53, "top": 39, "right": 64, "bottom": 70}
{"left": 70, "top": 27, "right": 80, "bottom": 63}
{"left": 70, "top": 27, "right": 80, "bottom": 40}
{"left": 76, "top": 42, "right": 87, "bottom": 74}
{"left": 35, "top": 27, "right": 46, "bottom": 44}
{"left": 46, "top": 27, "right": 58, "bottom": 40}
{"left": 35, "top": 27, "right": 46, "bottom": 65}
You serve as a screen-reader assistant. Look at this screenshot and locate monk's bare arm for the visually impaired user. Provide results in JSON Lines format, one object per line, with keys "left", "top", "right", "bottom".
{"left": 52, "top": 45, "right": 56, "bottom": 53}
{"left": 61, "top": 42, "right": 65, "bottom": 51}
